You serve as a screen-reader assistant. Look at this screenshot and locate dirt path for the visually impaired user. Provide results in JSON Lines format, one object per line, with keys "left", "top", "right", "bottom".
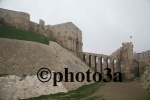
{"left": 92, "top": 81, "right": 150, "bottom": 100}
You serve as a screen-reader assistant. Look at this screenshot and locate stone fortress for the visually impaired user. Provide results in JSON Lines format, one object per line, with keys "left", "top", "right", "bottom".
{"left": 0, "top": 8, "right": 82, "bottom": 52}
{"left": 0, "top": 8, "right": 149, "bottom": 79}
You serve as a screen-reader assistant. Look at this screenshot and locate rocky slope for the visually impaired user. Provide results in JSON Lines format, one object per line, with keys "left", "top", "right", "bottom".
{"left": 0, "top": 38, "right": 94, "bottom": 100}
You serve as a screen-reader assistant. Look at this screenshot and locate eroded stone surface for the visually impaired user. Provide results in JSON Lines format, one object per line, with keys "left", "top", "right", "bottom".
{"left": 0, "top": 38, "right": 94, "bottom": 100}
{"left": 0, "top": 75, "right": 67, "bottom": 100}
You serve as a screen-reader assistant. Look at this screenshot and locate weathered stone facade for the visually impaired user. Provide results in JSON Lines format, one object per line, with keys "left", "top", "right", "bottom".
{"left": 134, "top": 50, "right": 150, "bottom": 77}
{"left": 134, "top": 50, "right": 150, "bottom": 66}
{"left": 76, "top": 42, "right": 148, "bottom": 79}
{"left": 0, "top": 8, "right": 82, "bottom": 52}
{"left": 0, "top": 7, "right": 150, "bottom": 100}
{"left": 0, "top": 8, "right": 30, "bottom": 30}
{"left": 77, "top": 52, "right": 117, "bottom": 77}
{"left": 76, "top": 42, "right": 136, "bottom": 79}
{"left": 51, "top": 22, "right": 82, "bottom": 52}
{"left": 0, "top": 38, "right": 93, "bottom": 100}
{"left": 111, "top": 42, "right": 136, "bottom": 79}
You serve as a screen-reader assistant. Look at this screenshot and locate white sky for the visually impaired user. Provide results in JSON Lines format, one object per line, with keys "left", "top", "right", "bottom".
{"left": 0, "top": 0, "right": 150, "bottom": 55}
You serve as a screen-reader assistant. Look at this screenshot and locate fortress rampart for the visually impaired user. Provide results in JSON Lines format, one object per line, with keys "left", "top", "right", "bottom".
{"left": 0, "top": 8, "right": 82, "bottom": 52}
{"left": 0, "top": 7, "right": 149, "bottom": 100}
{"left": 0, "top": 8, "right": 30, "bottom": 30}
{"left": 0, "top": 8, "right": 147, "bottom": 79}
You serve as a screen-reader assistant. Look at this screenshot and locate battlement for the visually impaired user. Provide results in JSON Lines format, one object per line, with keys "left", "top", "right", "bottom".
{"left": 122, "top": 42, "right": 133, "bottom": 47}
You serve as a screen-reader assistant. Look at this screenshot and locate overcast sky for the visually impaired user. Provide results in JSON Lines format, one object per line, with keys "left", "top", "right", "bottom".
{"left": 0, "top": 0, "right": 150, "bottom": 55}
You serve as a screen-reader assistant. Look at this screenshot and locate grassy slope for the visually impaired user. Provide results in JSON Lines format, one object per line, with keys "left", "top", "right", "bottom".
{"left": 24, "top": 79, "right": 134, "bottom": 100}
{"left": 0, "top": 24, "right": 50, "bottom": 45}
{"left": 24, "top": 82, "right": 105, "bottom": 100}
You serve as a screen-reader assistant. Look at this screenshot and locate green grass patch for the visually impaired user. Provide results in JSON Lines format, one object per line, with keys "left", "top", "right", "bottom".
{"left": 84, "top": 96, "right": 100, "bottom": 100}
{"left": 24, "top": 82, "right": 105, "bottom": 100}
{"left": 0, "top": 24, "right": 50, "bottom": 45}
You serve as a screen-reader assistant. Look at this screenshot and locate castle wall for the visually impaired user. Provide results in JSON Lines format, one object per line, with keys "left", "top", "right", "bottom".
{"left": 45, "top": 25, "right": 54, "bottom": 39}
{"left": 39, "top": 19, "right": 46, "bottom": 36}
{"left": 29, "top": 19, "right": 47, "bottom": 36}
{"left": 134, "top": 50, "right": 150, "bottom": 76}
{"left": 29, "top": 21, "right": 38, "bottom": 33}
{"left": 0, "top": 8, "right": 83, "bottom": 52}
{"left": 134, "top": 50, "right": 150, "bottom": 66}
{"left": 0, "top": 8, "right": 145, "bottom": 79}
{"left": 0, "top": 8, "right": 30, "bottom": 30}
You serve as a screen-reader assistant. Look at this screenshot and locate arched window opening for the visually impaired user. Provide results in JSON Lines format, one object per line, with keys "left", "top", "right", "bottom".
{"left": 83, "top": 54, "right": 86, "bottom": 62}
{"left": 113, "top": 59, "right": 117, "bottom": 72}
{"left": 89, "top": 55, "right": 92, "bottom": 67}
{"left": 95, "top": 56, "right": 98, "bottom": 72}
{"left": 100, "top": 57, "right": 104, "bottom": 74}
{"left": 107, "top": 58, "right": 110, "bottom": 68}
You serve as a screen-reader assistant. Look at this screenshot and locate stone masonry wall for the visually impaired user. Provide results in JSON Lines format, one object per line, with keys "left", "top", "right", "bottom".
{"left": 29, "top": 19, "right": 48, "bottom": 37}
{"left": 0, "top": 38, "right": 93, "bottom": 100}
{"left": 51, "top": 22, "right": 83, "bottom": 52}
{"left": 111, "top": 42, "right": 135, "bottom": 79}
{"left": 0, "top": 8, "right": 30, "bottom": 30}
{"left": 0, "top": 8, "right": 83, "bottom": 52}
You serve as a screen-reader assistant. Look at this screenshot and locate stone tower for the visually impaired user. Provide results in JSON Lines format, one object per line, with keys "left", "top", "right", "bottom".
{"left": 121, "top": 42, "right": 134, "bottom": 78}
{"left": 111, "top": 42, "right": 135, "bottom": 79}
{"left": 50, "top": 22, "right": 83, "bottom": 52}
